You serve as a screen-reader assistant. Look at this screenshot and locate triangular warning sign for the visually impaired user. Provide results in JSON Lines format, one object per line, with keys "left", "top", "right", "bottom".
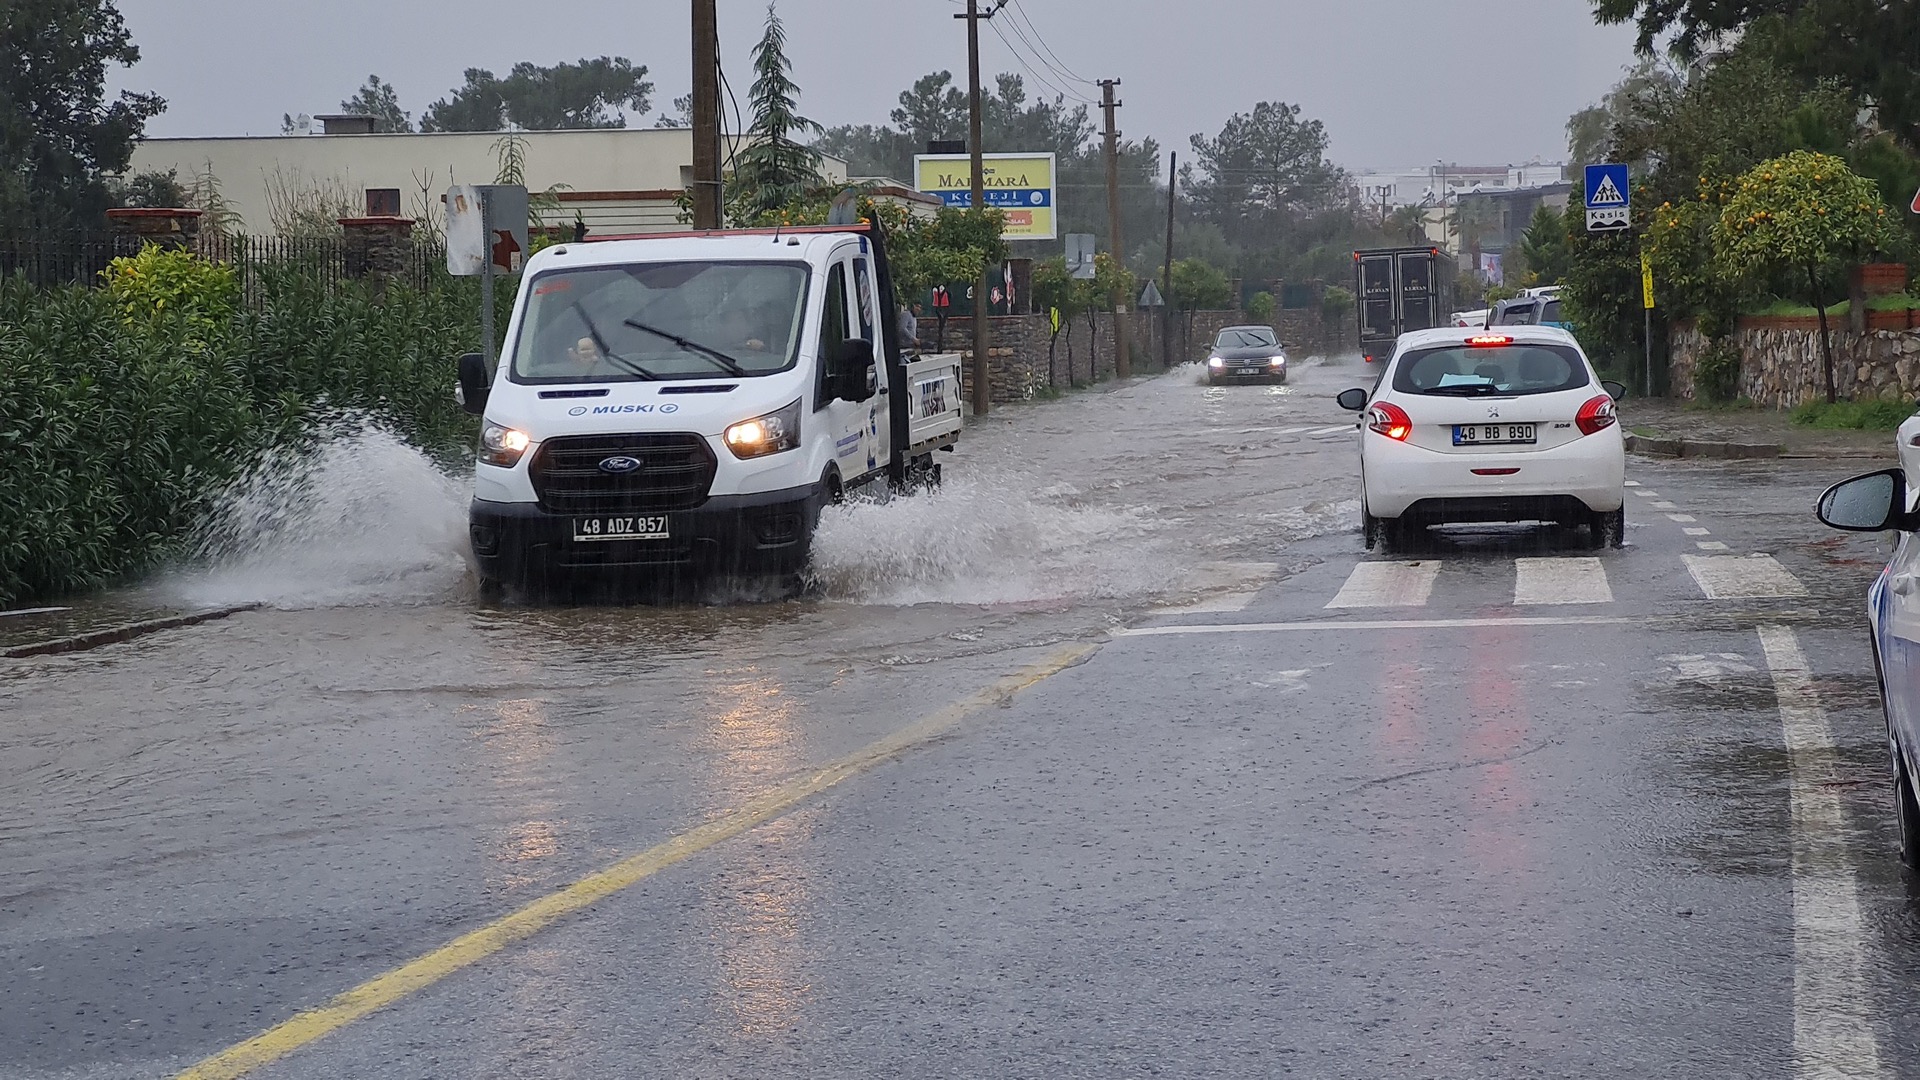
{"left": 1590, "top": 174, "right": 1626, "bottom": 207}
{"left": 1911, "top": 185, "right": 1920, "bottom": 214}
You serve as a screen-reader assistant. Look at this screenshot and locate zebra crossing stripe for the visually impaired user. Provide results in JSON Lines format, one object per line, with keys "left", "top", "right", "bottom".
{"left": 1683, "top": 554, "right": 1809, "bottom": 599}
{"left": 1326, "top": 561, "right": 1441, "bottom": 608}
{"left": 1513, "top": 557, "right": 1613, "bottom": 605}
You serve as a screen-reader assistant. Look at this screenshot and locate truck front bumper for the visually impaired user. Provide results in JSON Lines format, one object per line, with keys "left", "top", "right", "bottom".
{"left": 469, "top": 483, "right": 823, "bottom": 584}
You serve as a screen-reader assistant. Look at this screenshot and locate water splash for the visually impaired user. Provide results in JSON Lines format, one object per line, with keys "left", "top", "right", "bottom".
{"left": 164, "top": 418, "right": 471, "bottom": 609}
{"left": 806, "top": 475, "right": 1174, "bottom": 606}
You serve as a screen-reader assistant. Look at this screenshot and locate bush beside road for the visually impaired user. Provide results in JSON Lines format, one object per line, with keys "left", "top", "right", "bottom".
{"left": 0, "top": 253, "right": 485, "bottom": 607}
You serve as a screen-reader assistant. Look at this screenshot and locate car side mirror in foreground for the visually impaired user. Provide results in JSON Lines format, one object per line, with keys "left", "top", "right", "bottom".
{"left": 456, "top": 352, "right": 489, "bottom": 416}
{"left": 1336, "top": 387, "right": 1369, "bottom": 412}
{"left": 1818, "top": 468, "right": 1910, "bottom": 532}
{"left": 1601, "top": 380, "right": 1627, "bottom": 402}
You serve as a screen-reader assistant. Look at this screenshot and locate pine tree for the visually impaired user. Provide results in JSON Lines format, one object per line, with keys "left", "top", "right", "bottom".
{"left": 732, "top": 3, "right": 823, "bottom": 218}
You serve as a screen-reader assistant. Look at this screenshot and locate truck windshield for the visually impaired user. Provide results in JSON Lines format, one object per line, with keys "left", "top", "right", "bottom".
{"left": 510, "top": 261, "right": 808, "bottom": 382}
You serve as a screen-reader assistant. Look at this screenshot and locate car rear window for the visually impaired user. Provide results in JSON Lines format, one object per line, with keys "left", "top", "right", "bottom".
{"left": 1391, "top": 343, "right": 1591, "bottom": 397}
{"left": 1493, "top": 302, "right": 1538, "bottom": 326}
{"left": 1540, "top": 299, "right": 1563, "bottom": 322}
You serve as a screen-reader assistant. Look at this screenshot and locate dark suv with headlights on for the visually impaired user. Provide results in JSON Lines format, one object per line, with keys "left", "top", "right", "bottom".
{"left": 1207, "top": 326, "right": 1288, "bottom": 385}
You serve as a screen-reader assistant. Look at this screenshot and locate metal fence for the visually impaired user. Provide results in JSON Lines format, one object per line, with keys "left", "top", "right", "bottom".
{"left": 0, "top": 230, "right": 448, "bottom": 296}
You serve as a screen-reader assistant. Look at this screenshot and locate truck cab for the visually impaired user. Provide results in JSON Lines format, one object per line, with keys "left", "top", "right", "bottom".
{"left": 456, "top": 224, "right": 962, "bottom": 592}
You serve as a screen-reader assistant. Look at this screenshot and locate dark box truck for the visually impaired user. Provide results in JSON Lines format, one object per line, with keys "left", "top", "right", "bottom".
{"left": 1353, "top": 246, "right": 1457, "bottom": 366}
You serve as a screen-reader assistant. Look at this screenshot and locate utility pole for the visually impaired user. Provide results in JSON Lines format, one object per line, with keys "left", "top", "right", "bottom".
{"left": 1100, "top": 78, "right": 1131, "bottom": 377}
{"left": 957, "top": 0, "right": 1000, "bottom": 417}
{"left": 1162, "top": 150, "right": 1177, "bottom": 369}
{"left": 690, "top": 0, "right": 722, "bottom": 229}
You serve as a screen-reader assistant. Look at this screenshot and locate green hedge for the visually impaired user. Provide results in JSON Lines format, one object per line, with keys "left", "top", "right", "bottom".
{"left": 0, "top": 266, "right": 488, "bottom": 605}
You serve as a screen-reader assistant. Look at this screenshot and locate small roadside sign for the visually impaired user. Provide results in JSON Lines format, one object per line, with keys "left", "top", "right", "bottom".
{"left": 1585, "top": 163, "right": 1631, "bottom": 232}
{"left": 1065, "top": 233, "right": 1096, "bottom": 279}
{"left": 1641, "top": 252, "right": 1655, "bottom": 309}
{"left": 1911, "top": 184, "right": 1920, "bottom": 214}
{"left": 1139, "top": 279, "right": 1165, "bottom": 308}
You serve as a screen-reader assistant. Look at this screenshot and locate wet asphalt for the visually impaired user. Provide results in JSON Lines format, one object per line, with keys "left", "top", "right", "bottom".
{"left": 3, "top": 358, "right": 1917, "bottom": 1078}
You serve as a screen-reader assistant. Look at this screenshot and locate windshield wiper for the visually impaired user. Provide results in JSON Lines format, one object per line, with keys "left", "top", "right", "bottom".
{"left": 572, "top": 302, "right": 659, "bottom": 380}
{"left": 1423, "top": 384, "right": 1503, "bottom": 396}
{"left": 622, "top": 319, "right": 749, "bottom": 377}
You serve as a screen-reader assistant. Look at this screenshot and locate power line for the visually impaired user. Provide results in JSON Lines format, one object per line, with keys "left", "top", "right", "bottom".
{"left": 1006, "top": 0, "right": 1099, "bottom": 87}
{"left": 985, "top": 18, "right": 1097, "bottom": 106}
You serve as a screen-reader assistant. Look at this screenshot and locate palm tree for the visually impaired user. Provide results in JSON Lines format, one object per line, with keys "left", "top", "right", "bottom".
{"left": 1386, "top": 204, "right": 1429, "bottom": 245}
{"left": 1448, "top": 197, "right": 1498, "bottom": 260}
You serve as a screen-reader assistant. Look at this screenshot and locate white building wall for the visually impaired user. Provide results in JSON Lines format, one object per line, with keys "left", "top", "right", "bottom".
{"left": 127, "top": 128, "right": 848, "bottom": 235}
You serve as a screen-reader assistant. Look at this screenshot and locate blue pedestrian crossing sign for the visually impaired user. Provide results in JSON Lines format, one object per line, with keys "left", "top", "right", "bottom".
{"left": 1585, "top": 163, "right": 1631, "bottom": 231}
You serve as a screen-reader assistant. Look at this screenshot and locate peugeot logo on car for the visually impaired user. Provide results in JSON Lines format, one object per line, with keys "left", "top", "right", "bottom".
{"left": 598, "top": 456, "right": 643, "bottom": 475}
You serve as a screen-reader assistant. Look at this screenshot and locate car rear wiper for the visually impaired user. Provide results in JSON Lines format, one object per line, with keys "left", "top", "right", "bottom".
{"left": 623, "top": 319, "right": 749, "bottom": 377}
{"left": 572, "top": 302, "right": 659, "bottom": 380}
{"left": 1423, "top": 384, "right": 1502, "bottom": 396}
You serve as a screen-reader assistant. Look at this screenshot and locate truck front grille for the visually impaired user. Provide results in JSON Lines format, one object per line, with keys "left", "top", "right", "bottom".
{"left": 529, "top": 433, "right": 716, "bottom": 514}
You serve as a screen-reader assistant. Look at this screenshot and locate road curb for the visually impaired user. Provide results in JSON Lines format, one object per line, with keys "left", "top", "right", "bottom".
{"left": 1625, "top": 433, "right": 1781, "bottom": 459}
{"left": 2, "top": 604, "right": 260, "bottom": 659}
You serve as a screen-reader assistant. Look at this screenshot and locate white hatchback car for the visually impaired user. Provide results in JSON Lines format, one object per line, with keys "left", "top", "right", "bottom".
{"left": 1336, "top": 326, "right": 1628, "bottom": 551}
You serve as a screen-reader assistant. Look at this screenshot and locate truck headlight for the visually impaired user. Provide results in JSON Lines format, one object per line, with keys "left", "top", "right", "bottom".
{"left": 724, "top": 399, "right": 801, "bottom": 459}
{"left": 479, "top": 421, "right": 531, "bottom": 467}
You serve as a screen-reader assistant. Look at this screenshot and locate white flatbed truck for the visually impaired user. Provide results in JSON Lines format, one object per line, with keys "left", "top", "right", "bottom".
{"left": 454, "top": 222, "right": 963, "bottom": 590}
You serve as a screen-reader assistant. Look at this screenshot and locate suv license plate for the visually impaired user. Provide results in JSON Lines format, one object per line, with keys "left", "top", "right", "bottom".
{"left": 1452, "top": 424, "right": 1537, "bottom": 446}
{"left": 573, "top": 515, "right": 670, "bottom": 542}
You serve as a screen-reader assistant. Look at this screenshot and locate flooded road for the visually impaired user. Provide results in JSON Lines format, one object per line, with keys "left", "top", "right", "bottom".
{"left": 5, "top": 359, "right": 1918, "bottom": 1078}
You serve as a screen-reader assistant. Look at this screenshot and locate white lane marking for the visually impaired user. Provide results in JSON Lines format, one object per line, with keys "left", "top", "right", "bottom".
{"left": 1274, "top": 425, "right": 1318, "bottom": 435}
{"left": 1757, "top": 626, "right": 1888, "bottom": 1080}
{"left": 1513, "top": 557, "right": 1613, "bottom": 605}
{"left": 1697, "top": 541, "right": 1731, "bottom": 551}
{"left": 1633, "top": 489, "right": 1659, "bottom": 498}
{"left": 1684, "top": 554, "right": 1810, "bottom": 599}
{"left": 1624, "top": 480, "right": 1643, "bottom": 487}
{"left": 0, "top": 607, "right": 70, "bottom": 618}
{"left": 1684, "top": 527, "right": 1711, "bottom": 536}
{"left": 1668, "top": 513, "right": 1698, "bottom": 523}
{"left": 1325, "top": 561, "right": 1440, "bottom": 609}
{"left": 1653, "top": 501, "right": 1679, "bottom": 509}
{"left": 1117, "top": 615, "right": 1631, "bottom": 637}
{"left": 1308, "top": 425, "right": 1354, "bottom": 436}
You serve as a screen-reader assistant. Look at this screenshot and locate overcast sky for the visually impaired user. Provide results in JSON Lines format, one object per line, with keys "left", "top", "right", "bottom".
{"left": 114, "top": 0, "right": 1642, "bottom": 171}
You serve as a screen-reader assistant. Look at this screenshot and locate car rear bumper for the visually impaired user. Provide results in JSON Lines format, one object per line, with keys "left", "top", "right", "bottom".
{"left": 469, "top": 483, "right": 822, "bottom": 584}
{"left": 1363, "top": 430, "right": 1624, "bottom": 519}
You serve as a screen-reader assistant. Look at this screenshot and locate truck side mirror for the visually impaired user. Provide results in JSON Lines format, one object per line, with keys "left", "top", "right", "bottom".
{"left": 834, "top": 338, "right": 876, "bottom": 402}
{"left": 1818, "top": 468, "right": 1911, "bottom": 532}
{"left": 456, "top": 352, "right": 489, "bottom": 416}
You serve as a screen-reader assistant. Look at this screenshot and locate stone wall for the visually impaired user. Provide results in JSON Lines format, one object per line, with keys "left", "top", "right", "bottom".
{"left": 1670, "top": 314, "right": 1920, "bottom": 406}
{"left": 934, "top": 305, "right": 1342, "bottom": 405}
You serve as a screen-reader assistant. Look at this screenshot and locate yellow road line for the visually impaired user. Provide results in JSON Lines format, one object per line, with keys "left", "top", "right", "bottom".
{"left": 176, "top": 643, "right": 1097, "bottom": 1080}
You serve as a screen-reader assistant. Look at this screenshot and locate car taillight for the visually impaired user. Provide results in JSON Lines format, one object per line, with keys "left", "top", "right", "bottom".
{"left": 1367, "top": 402, "right": 1412, "bottom": 441}
{"left": 1576, "top": 394, "right": 1617, "bottom": 435}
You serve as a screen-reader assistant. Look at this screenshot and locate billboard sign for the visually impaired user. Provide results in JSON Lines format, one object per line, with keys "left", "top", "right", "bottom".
{"left": 914, "top": 153, "right": 1058, "bottom": 240}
